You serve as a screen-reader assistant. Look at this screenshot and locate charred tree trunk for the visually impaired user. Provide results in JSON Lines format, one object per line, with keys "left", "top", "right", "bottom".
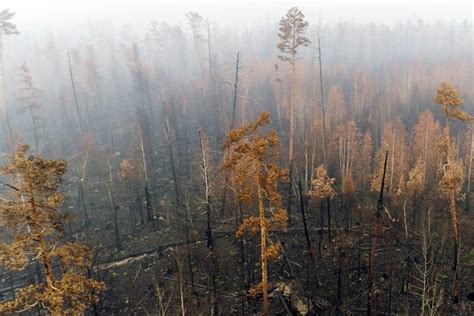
{"left": 199, "top": 129, "right": 218, "bottom": 315}
{"left": 78, "top": 181, "right": 89, "bottom": 236}
{"left": 336, "top": 248, "right": 344, "bottom": 312}
{"left": 107, "top": 186, "right": 121, "bottom": 250}
{"left": 466, "top": 127, "right": 473, "bottom": 212}
{"left": 367, "top": 151, "right": 388, "bottom": 316}
{"left": 135, "top": 194, "right": 144, "bottom": 225}
{"left": 327, "top": 198, "right": 332, "bottom": 241}
{"left": 126, "top": 179, "right": 136, "bottom": 234}
{"left": 231, "top": 52, "right": 240, "bottom": 127}
{"left": 319, "top": 200, "right": 324, "bottom": 257}
{"left": 67, "top": 50, "right": 83, "bottom": 135}
{"left": 136, "top": 110, "right": 157, "bottom": 229}
{"left": 184, "top": 214, "right": 196, "bottom": 295}
{"left": 298, "top": 178, "right": 313, "bottom": 257}
{"left": 145, "top": 185, "right": 156, "bottom": 231}
{"left": 199, "top": 129, "right": 214, "bottom": 249}
{"left": 286, "top": 51, "right": 297, "bottom": 223}
{"left": 164, "top": 108, "right": 181, "bottom": 209}
{"left": 221, "top": 52, "right": 241, "bottom": 217}
{"left": 317, "top": 31, "right": 327, "bottom": 167}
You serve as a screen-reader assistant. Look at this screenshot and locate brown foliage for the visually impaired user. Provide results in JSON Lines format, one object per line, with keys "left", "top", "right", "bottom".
{"left": 277, "top": 7, "right": 310, "bottom": 64}
{"left": 434, "top": 83, "right": 472, "bottom": 123}
{"left": 309, "top": 165, "right": 336, "bottom": 202}
{"left": 0, "top": 144, "right": 105, "bottom": 315}
{"left": 223, "top": 112, "right": 288, "bottom": 314}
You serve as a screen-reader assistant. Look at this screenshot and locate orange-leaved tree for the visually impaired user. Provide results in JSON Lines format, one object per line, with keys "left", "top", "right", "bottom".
{"left": 0, "top": 144, "right": 105, "bottom": 315}
{"left": 434, "top": 83, "right": 471, "bottom": 275}
{"left": 309, "top": 165, "right": 336, "bottom": 242}
{"left": 223, "top": 112, "right": 288, "bottom": 316}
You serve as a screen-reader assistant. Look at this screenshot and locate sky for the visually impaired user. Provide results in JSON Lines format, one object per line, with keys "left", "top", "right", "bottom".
{"left": 3, "top": 0, "right": 473, "bottom": 34}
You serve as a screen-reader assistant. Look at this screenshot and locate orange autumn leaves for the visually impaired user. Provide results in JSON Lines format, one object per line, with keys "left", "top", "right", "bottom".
{"left": 434, "top": 82, "right": 472, "bottom": 123}
{"left": 223, "top": 112, "right": 289, "bottom": 239}
{"left": 309, "top": 165, "right": 336, "bottom": 202}
{"left": 223, "top": 112, "right": 287, "bottom": 309}
{"left": 0, "top": 144, "right": 104, "bottom": 315}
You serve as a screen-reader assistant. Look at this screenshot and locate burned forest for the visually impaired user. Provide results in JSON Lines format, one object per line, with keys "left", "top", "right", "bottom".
{"left": 0, "top": 1, "right": 473, "bottom": 315}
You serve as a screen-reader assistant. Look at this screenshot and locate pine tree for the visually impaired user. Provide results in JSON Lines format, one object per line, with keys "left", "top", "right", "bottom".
{"left": 327, "top": 84, "right": 346, "bottom": 128}
{"left": 125, "top": 43, "right": 153, "bottom": 116}
{"left": 186, "top": 11, "right": 206, "bottom": 75}
{"left": 405, "top": 158, "right": 426, "bottom": 235}
{"left": 277, "top": 6, "right": 310, "bottom": 219}
{"left": 18, "top": 63, "right": 42, "bottom": 152}
{"left": 0, "top": 144, "right": 105, "bottom": 314}
{"left": 355, "top": 131, "right": 373, "bottom": 191}
{"left": 147, "top": 20, "right": 164, "bottom": 76}
{"left": 341, "top": 172, "right": 356, "bottom": 230}
{"left": 371, "top": 117, "right": 410, "bottom": 196}
{"left": 434, "top": 83, "right": 472, "bottom": 123}
{"left": 310, "top": 165, "right": 336, "bottom": 201}
{"left": 82, "top": 46, "right": 104, "bottom": 117}
{"left": 223, "top": 112, "right": 288, "bottom": 316}
{"left": 434, "top": 83, "right": 471, "bottom": 297}
{"left": 118, "top": 159, "right": 141, "bottom": 230}
{"left": 333, "top": 120, "right": 360, "bottom": 181}
{"left": 309, "top": 165, "right": 336, "bottom": 241}
{"left": 411, "top": 111, "right": 442, "bottom": 186}
{"left": 0, "top": 9, "right": 19, "bottom": 140}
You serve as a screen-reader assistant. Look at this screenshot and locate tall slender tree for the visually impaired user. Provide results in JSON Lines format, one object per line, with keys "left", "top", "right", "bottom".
{"left": 67, "top": 49, "right": 84, "bottom": 135}
{"left": 434, "top": 83, "right": 471, "bottom": 277}
{"left": 367, "top": 151, "right": 389, "bottom": 316}
{"left": 277, "top": 7, "right": 310, "bottom": 217}
{"left": 0, "top": 9, "right": 18, "bottom": 140}
{"left": 316, "top": 24, "right": 327, "bottom": 166}
{"left": 224, "top": 112, "right": 288, "bottom": 316}
{"left": 231, "top": 52, "right": 241, "bottom": 128}
{"left": 126, "top": 43, "right": 153, "bottom": 117}
{"left": 186, "top": 11, "right": 205, "bottom": 75}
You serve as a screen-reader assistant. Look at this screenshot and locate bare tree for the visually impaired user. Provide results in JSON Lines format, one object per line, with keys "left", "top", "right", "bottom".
{"left": 315, "top": 23, "right": 327, "bottom": 166}
{"left": 409, "top": 208, "right": 445, "bottom": 316}
{"left": 231, "top": 52, "right": 241, "bottom": 128}
{"left": 67, "top": 49, "right": 84, "bottom": 135}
